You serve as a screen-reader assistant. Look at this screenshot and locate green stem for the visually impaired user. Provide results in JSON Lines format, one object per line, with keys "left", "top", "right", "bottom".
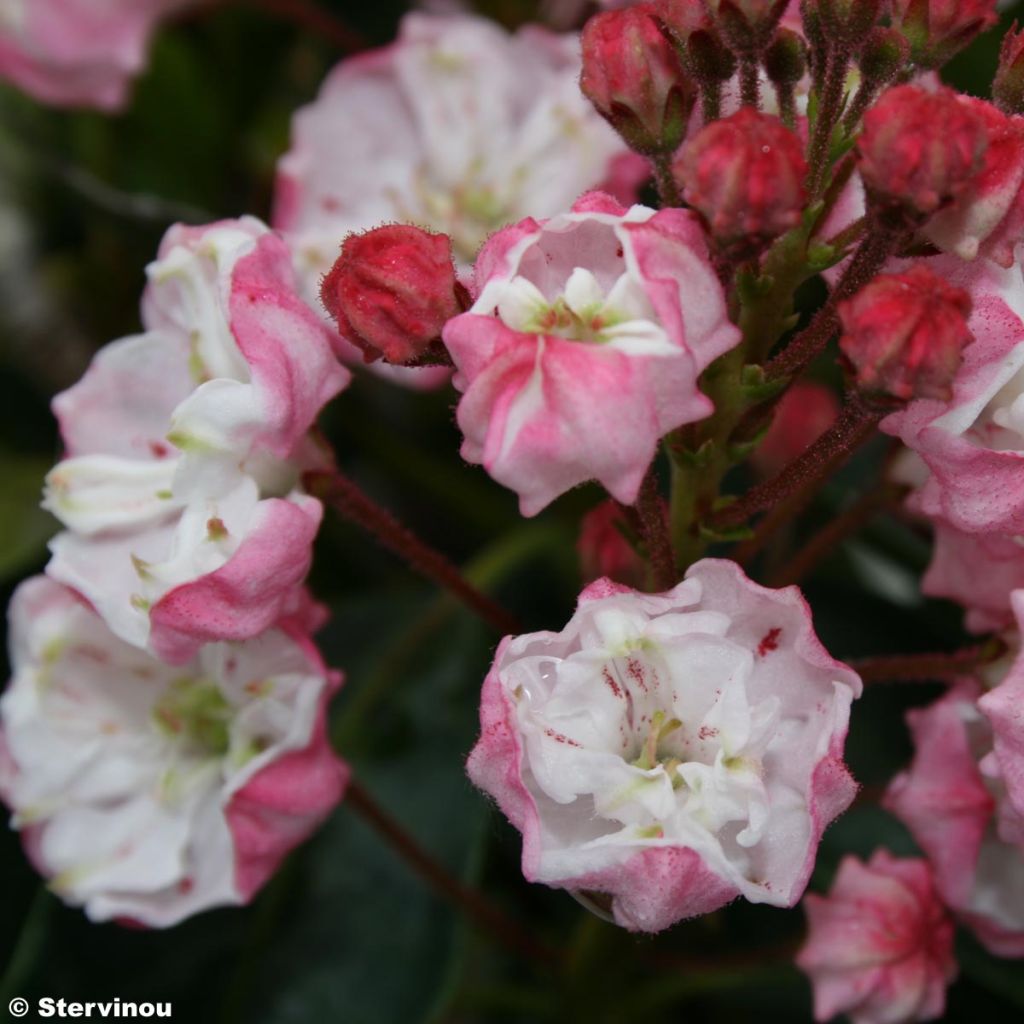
{"left": 0, "top": 888, "right": 53, "bottom": 1008}
{"left": 652, "top": 153, "right": 682, "bottom": 207}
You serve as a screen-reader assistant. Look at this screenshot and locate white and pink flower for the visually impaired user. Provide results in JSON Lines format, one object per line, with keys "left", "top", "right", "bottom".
{"left": 797, "top": 850, "right": 957, "bottom": 1024}
{"left": 466, "top": 559, "right": 861, "bottom": 932}
{"left": 881, "top": 254, "right": 1024, "bottom": 535}
{"left": 0, "top": 0, "right": 192, "bottom": 110}
{"left": 443, "top": 192, "right": 741, "bottom": 516}
{"left": 0, "top": 576, "right": 347, "bottom": 927}
{"left": 885, "top": 681, "right": 1024, "bottom": 957}
{"left": 273, "top": 12, "right": 639, "bottom": 386}
{"left": 44, "top": 217, "right": 348, "bottom": 664}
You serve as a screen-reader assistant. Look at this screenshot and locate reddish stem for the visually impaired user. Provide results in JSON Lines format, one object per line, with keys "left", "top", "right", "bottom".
{"left": 345, "top": 780, "right": 558, "bottom": 969}
{"left": 714, "top": 394, "right": 883, "bottom": 534}
{"left": 852, "top": 640, "right": 1007, "bottom": 684}
{"left": 634, "top": 469, "right": 677, "bottom": 592}
{"left": 307, "top": 469, "right": 522, "bottom": 636}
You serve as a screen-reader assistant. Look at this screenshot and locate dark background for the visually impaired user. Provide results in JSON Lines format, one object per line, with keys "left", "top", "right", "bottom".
{"left": 0, "top": 1, "right": 1022, "bottom": 1020}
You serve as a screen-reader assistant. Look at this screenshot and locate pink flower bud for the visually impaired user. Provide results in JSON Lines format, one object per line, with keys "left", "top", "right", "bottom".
{"left": 673, "top": 108, "right": 807, "bottom": 255}
{"left": 857, "top": 84, "right": 989, "bottom": 218}
{"left": 320, "top": 225, "right": 464, "bottom": 366}
{"left": 577, "top": 500, "right": 648, "bottom": 589}
{"left": 797, "top": 850, "right": 957, "bottom": 1024}
{"left": 994, "top": 23, "right": 1024, "bottom": 116}
{"left": 751, "top": 382, "right": 840, "bottom": 477}
{"left": 581, "top": 4, "right": 696, "bottom": 154}
{"left": 838, "top": 265, "right": 974, "bottom": 402}
{"left": 891, "top": 0, "right": 999, "bottom": 69}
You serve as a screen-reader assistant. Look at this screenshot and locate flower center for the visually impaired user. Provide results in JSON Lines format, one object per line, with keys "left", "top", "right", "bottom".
{"left": 630, "top": 709, "right": 685, "bottom": 783}
{"left": 152, "top": 677, "right": 232, "bottom": 758}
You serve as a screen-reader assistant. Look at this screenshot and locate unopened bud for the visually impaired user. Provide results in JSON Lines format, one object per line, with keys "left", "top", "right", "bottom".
{"left": 578, "top": 500, "right": 649, "bottom": 589}
{"left": 685, "top": 26, "right": 738, "bottom": 84}
{"left": 890, "top": 0, "right": 998, "bottom": 70}
{"left": 857, "top": 27, "right": 911, "bottom": 87}
{"left": 581, "top": 4, "right": 696, "bottom": 155}
{"left": 320, "top": 225, "right": 464, "bottom": 366}
{"left": 674, "top": 108, "right": 807, "bottom": 256}
{"left": 764, "top": 28, "right": 807, "bottom": 87}
{"left": 994, "top": 23, "right": 1024, "bottom": 116}
{"left": 704, "top": 0, "right": 789, "bottom": 54}
{"left": 809, "top": 0, "right": 884, "bottom": 45}
{"left": 751, "top": 382, "right": 840, "bottom": 477}
{"left": 858, "top": 84, "right": 989, "bottom": 219}
{"left": 838, "top": 265, "right": 974, "bottom": 402}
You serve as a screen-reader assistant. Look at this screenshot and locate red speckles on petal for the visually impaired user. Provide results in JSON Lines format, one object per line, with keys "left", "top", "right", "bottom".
{"left": 626, "top": 656, "right": 649, "bottom": 692}
{"left": 698, "top": 725, "right": 719, "bottom": 741}
{"left": 602, "top": 666, "right": 624, "bottom": 698}
{"left": 757, "top": 628, "right": 782, "bottom": 657}
{"left": 544, "top": 727, "right": 582, "bottom": 747}
{"left": 148, "top": 440, "right": 172, "bottom": 459}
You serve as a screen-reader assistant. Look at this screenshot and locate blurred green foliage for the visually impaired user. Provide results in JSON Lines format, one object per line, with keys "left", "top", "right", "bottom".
{"left": 1, "top": 1, "right": 1023, "bottom": 1021}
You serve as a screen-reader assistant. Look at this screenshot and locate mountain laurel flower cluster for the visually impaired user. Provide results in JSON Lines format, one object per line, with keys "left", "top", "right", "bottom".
{"left": 467, "top": 560, "right": 861, "bottom": 932}
{"left": 8, "top": 0, "right": 1024, "bottom": 1015}
{"left": 443, "top": 192, "right": 740, "bottom": 515}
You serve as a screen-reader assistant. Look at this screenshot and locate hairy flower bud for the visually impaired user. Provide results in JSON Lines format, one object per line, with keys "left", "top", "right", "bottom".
{"left": 858, "top": 85, "right": 989, "bottom": 219}
{"left": 674, "top": 108, "right": 807, "bottom": 256}
{"left": 807, "top": 0, "right": 884, "bottom": 44}
{"left": 838, "top": 265, "right": 974, "bottom": 402}
{"left": 764, "top": 27, "right": 807, "bottom": 87}
{"left": 995, "top": 23, "right": 1024, "bottom": 116}
{"left": 320, "top": 225, "right": 464, "bottom": 366}
{"left": 704, "top": 0, "right": 789, "bottom": 54}
{"left": 581, "top": 4, "right": 696, "bottom": 154}
{"left": 890, "top": 0, "right": 998, "bottom": 69}
{"left": 857, "top": 26, "right": 911, "bottom": 89}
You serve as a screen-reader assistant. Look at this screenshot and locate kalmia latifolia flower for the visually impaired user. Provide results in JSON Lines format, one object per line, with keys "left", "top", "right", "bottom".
{"left": 858, "top": 85, "right": 989, "bottom": 219}
{"left": 0, "top": 0, "right": 192, "bottom": 110}
{"left": 580, "top": 3, "right": 696, "bottom": 154}
{"left": 466, "top": 559, "right": 862, "bottom": 932}
{"left": 881, "top": 256, "right": 1024, "bottom": 534}
{"left": 838, "top": 264, "right": 974, "bottom": 403}
{"left": 797, "top": 851, "right": 957, "bottom": 1024}
{"left": 0, "top": 577, "right": 347, "bottom": 927}
{"left": 674, "top": 109, "right": 807, "bottom": 256}
{"left": 442, "top": 192, "right": 741, "bottom": 515}
{"left": 885, "top": 678, "right": 1024, "bottom": 957}
{"left": 274, "top": 13, "right": 634, "bottom": 385}
{"left": 320, "top": 225, "right": 465, "bottom": 366}
{"left": 890, "top": 0, "right": 999, "bottom": 69}
{"left": 44, "top": 216, "right": 348, "bottom": 663}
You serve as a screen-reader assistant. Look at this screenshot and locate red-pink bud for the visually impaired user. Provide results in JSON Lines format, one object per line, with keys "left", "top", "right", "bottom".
{"left": 995, "top": 23, "right": 1024, "bottom": 116}
{"left": 581, "top": 4, "right": 696, "bottom": 155}
{"left": 673, "top": 108, "right": 807, "bottom": 255}
{"left": 857, "top": 84, "right": 989, "bottom": 218}
{"left": 320, "top": 225, "right": 463, "bottom": 366}
{"left": 838, "top": 265, "right": 974, "bottom": 402}
{"left": 704, "top": 0, "right": 790, "bottom": 53}
{"left": 578, "top": 500, "right": 649, "bottom": 590}
{"left": 751, "top": 382, "right": 840, "bottom": 477}
{"left": 891, "top": 0, "right": 999, "bottom": 69}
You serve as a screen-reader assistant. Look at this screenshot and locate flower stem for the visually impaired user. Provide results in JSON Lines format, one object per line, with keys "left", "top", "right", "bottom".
{"left": 852, "top": 639, "right": 1008, "bottom": 684}
{"left": 306, "top": 469, "right": 522, "bottom": 636}
{"left": 345, "top": 779, "right": 559, "bottom": 969}
{"left": 635, "top": 469, "right": 677, "bottom": 591}
{"left": 766, "top": 481, "right": 908, "bottom": 587}
{"left": 714, "top": 394, "right": 883, "bottom": 534}
{"left": 806, "top": 49, "right": 848, "bottom": 200}
{"left": 739, "top": 56, "right": 760, "bottom": 108}
{"left": 652, "top": 153, "right": 682, "bottom": 207}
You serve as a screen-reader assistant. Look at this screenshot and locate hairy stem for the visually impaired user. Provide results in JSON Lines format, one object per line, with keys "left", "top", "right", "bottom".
{"left": 652, "top": 153, "right": 682, "bottom": 207}
{"left": 806, "top": 49, "right": 848, "bottom": 200}
{"left": 345, "top": 780, "right": 559, "bottom": 968}
{"left": 852, "top": 639, "right": 1008, "bottom": 684}
{"left": 635, "top": 469, "right": 677, "bottom": 591}
{"left": 307, "top": 469, "right": 522, "bottom": 635}
{"left": 739, "top": 55, "right": 761, "bottom": 108}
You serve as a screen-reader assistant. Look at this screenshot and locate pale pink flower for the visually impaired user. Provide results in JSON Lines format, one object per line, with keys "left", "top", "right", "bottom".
{"left": 885, "top": 682, "right": 1024, "bottom": 957}
{"left": 443, "top": 192, "right": 740, "bottom": 515}
{"left": 797, "top": 850, "right": 957, "bottom": 1024}
{"left": 0, "top": 0, "right": 192, "bottom": 110}
{"left": 0, "top": 576, "right": 347, "bottom": 927}
{"left": 466, "top": 559, "right": 861, "bottom": 932}
{"left": 44, "top": 217, "right": 348, "bottom": 663}
{"left": 274, "top": 13, "right": 636, "bottom": 388}
{"left": 881, "top": 254, "right": 1024, "bottom": 535}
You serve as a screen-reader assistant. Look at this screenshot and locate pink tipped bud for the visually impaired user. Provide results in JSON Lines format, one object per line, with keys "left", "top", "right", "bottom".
{"left": 995, "top": 23, "right": 1024, "bottom": 116}
{"left": 577, "top": 500, "right": 649, "bottom": 589}
{"left": 320, "top": 225, "right": 464, "bottom": 366}
{"left": 673, "top": 108, "right": 807, "bottom": 255}
{"left": 704, "top": 0, "right": 790, "bottom": 53}
{"left": 751, "top": 382, "right": 840, "bottom": 477}
{"left": 891, "top": 0, "right": 999, "bottom": 69}
{"left": 581, "top": 4, "right": 696, "bottom": 155}
{"left": 857, "top": 84, "right": 989, "bottom": 218}
{"left": 838, "top": 265, "right": 974, "bottom": 402}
